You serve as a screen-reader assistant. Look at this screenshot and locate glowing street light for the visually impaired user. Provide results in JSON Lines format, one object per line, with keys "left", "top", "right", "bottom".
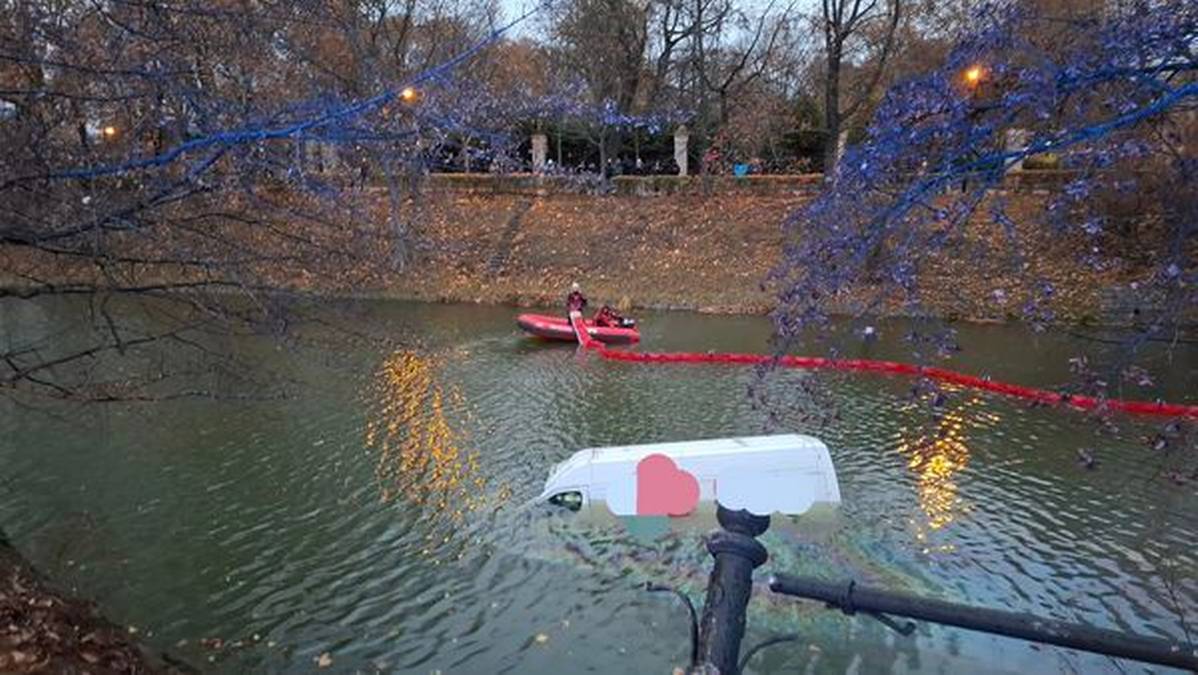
{"left": 963, "top": 65, "right": 985, "bottom": 87}
{"left": 102, "top": 125, "right": 118, "bottom": 139}
{"left": 399, "top": 86, "right": 418, "bottom": 103}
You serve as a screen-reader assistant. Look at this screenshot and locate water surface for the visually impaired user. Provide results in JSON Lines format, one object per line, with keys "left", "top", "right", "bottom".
{"left": 1, "top": 299, "right": 1195, "bottom": 673}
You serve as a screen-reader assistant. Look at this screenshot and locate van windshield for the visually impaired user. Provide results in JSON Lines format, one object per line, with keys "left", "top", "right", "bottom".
{"left": 548, "top": 491, "right": 583, "bottom": 512}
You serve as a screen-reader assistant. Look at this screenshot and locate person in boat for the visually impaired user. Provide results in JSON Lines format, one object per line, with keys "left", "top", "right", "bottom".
{"left": 566, "top": 282, "right": 588, "bottom": 317}
{"left": 593, "top": 304, "right": 636, "bottom": 328}
{"left": 593, "top": 305, "right": 617, "bottom": 327}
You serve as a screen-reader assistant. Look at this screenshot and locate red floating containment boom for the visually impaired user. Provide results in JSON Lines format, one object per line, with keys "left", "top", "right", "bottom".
{"left": 583, "top": 339, "right": 1198, "bottom": 420}
{"left": 568, "top": 311, "right": 599, "bottom": 349}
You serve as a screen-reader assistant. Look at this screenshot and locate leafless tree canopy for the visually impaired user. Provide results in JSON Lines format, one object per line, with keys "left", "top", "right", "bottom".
{"left": 5, "top": 0, "right": 1184, "bottom": 402}
{"left": 0, "top": 0, "right": 516, "bottom": 402}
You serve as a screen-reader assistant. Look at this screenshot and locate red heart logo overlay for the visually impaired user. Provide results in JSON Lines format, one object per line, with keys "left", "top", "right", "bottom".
{"left": 636, "top": 454, "right": 700, "bottom": 517}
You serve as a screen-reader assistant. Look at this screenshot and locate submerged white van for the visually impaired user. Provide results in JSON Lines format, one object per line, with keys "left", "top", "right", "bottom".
{"left": 539, "top": 434, "right": 842, "bottom": 522}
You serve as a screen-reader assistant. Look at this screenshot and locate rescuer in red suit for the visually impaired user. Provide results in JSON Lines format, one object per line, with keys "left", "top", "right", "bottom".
{"left": 566, "top": 282, "right": 588, "bottom": 317}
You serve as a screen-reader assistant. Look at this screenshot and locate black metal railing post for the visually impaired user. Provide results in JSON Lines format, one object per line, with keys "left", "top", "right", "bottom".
{"left": 692, "top": 504, "right": 771, "bottom": 674}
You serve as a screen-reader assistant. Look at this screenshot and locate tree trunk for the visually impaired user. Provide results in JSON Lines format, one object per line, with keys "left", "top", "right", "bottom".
{"left": 823, "top": 47, "right": 842, "bottom": 177}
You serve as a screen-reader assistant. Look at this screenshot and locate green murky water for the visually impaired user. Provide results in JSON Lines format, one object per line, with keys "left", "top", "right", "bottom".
{"left": 1, "top": 298, "right": 1195, "bottom": 673}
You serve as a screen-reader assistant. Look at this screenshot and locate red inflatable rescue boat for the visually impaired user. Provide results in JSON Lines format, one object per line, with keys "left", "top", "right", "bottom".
{"left": 517, "top": 313, "right": 640, "bottom": 345}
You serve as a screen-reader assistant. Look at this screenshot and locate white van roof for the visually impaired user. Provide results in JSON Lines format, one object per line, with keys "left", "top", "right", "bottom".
{"left": 541, "top": 434, "right": 841, "bottom": 516}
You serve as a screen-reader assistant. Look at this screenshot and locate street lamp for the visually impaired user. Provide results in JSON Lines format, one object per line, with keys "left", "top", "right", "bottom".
{"left": 963, "top": 65, "right": 985, "bottom": 87}
{"left": 102, "top": 125, "right": 118, "bottom": 139}
{"left": 399, "top": 86, "right": 419, "bottom": 103}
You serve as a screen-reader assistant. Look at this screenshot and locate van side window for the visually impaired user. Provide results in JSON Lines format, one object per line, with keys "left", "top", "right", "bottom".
{"left": 548, "top": 491, "right": 583, "bottom": 512}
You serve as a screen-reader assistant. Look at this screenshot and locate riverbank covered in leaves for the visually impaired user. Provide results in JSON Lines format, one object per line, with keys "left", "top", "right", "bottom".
{"left": 383, "top": 174, "right": 1166, "bottom": 325}
{"left": 0, "top": 174, "right": 1176, "bottom": 327}
{"left": 0, "top": 532, "right": 186, "bottom": 674}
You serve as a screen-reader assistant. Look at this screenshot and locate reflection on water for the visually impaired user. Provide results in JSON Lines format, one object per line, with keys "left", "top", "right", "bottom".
{"left": 897, "top": 395, "right": 994, "bottom": 553}
{"left": 365, "top": 350, "right": 509, "bottom": 516}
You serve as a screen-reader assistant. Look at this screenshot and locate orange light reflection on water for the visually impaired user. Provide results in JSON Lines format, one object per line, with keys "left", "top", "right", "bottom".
{"left": 897, "top": 396, "right": 996, "bottom": 553}
{"left": 364, "top": 351, "right": 510, "bottom": 522}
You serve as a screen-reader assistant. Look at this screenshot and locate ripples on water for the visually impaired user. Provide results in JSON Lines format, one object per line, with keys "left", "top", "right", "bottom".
{"left": 0, "top": 300, "right": 1195, "bottom": 673}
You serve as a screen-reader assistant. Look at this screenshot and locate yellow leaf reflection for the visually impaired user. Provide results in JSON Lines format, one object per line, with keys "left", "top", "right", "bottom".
{"left": 364, "top": 351, "right": 511, "bottom": 519}
{"left": 896, "top": 396, "right": 993, "bottom": 553}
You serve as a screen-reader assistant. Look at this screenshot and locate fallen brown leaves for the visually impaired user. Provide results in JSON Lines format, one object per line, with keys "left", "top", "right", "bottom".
{"left": 380, "top": 186, "right": 1161, "bottom": 322}
{"left": 5, "top": 180, "right": 1163, "bottom": 324}
{"left": 387, "top": 190, "right": 797, "bottom": 313}
{"left": 0, "top": 544, "right": 171, "bottom": 674}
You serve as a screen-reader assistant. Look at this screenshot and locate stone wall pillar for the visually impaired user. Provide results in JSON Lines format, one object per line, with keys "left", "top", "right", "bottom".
{"left": 320, "top": 143, "right": 339, "bottom": 174}
{"left": 531, "top": 133, "right": 548, "bottom": 173}
{"left": 1005, "top": 128, "right": 1031, "bottom": 170}
{"left": 832, "top": 130, "right": 850, "bottom": 170}
{"left": 674, "top": 125, "right": 689, "bottom": 177}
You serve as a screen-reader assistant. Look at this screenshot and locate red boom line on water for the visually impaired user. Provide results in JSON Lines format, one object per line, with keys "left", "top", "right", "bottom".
{"left": 567, "top": 317, "right": 1198, "bottom": 419}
